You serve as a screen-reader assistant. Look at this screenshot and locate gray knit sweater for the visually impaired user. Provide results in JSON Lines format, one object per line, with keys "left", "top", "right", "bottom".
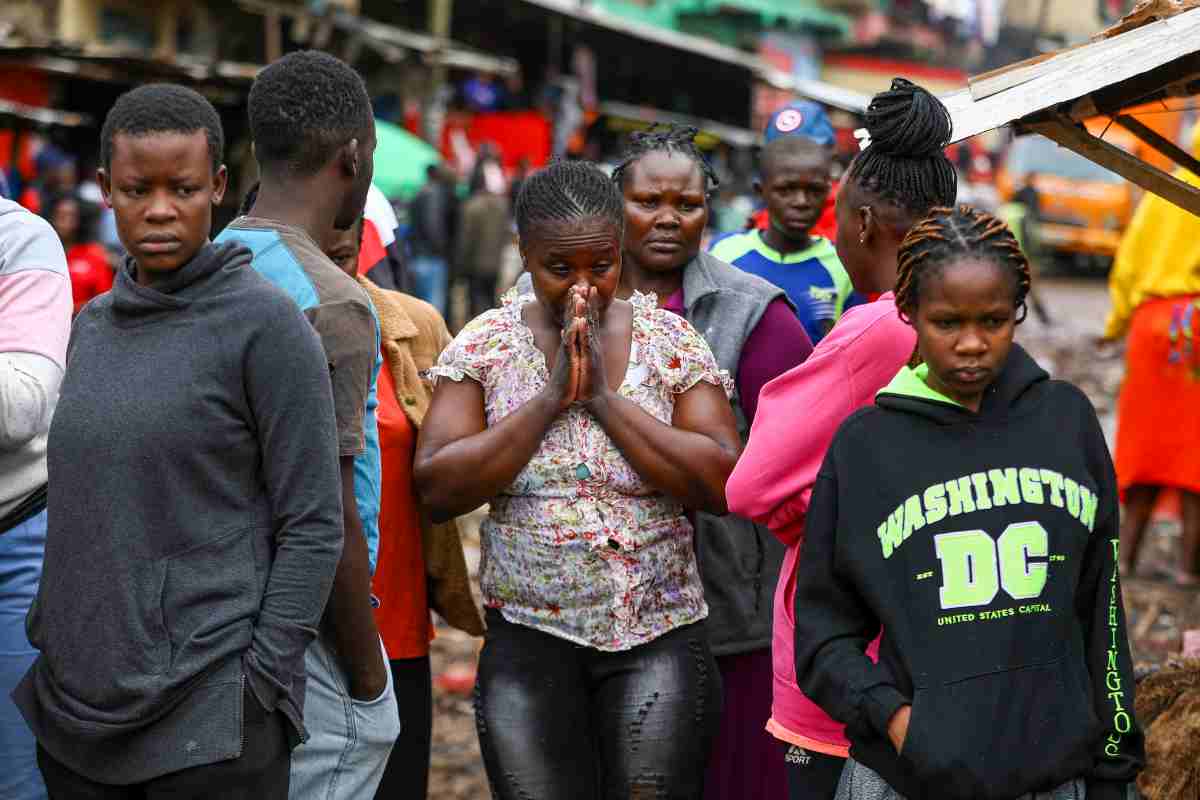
{"left": 14, "top": 242, "right": 344, "bottom": 783}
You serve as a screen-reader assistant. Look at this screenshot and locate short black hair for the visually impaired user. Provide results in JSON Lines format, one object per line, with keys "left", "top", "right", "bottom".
{"left": 514, "top": 159, "right": 623, "bottom": 241}
{"left": 100, "top": 84, "right": 224, "bottom": 172}
{"left": 611, "top": 124, "right": 719, "bottom": 196}
{"left": 248, "top": 50, "right": 374, "bottom": 176}
{"left": 759, "top": 136, "right": 832, "bottom": 179}
{"left": 846, "top": 78, "right": 957, "bottom": 216}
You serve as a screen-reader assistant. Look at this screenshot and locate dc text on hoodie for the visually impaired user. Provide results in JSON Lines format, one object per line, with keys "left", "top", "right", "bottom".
{"left": 793, "top": 344, "right": 1143, "bottom": 800}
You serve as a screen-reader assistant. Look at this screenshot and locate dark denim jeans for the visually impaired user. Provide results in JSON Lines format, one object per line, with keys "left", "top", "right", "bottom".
{"left": 475, "top": 610, "right": 722, "bottom": 800}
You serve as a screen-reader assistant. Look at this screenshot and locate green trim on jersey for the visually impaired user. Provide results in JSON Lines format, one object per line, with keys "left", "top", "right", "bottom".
{"left": 710, "top": 231, "right": 855, "bottom": 317}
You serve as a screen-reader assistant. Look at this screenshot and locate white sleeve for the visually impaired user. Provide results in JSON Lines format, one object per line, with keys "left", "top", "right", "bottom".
{"left": 0, "top": 352, "right": 62, "bottom": 452}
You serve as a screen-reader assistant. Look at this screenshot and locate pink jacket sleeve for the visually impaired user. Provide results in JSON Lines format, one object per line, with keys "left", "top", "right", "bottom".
{"left": 726, "top": 299, "right": 914, "bottom": 545}
{"left": 726, "top": 343, "right": 854, "bottom": 545}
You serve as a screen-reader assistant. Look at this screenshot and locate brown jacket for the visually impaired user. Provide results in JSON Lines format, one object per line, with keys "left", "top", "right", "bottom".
{"left": 360, "top": 277, "right": 484, "bottom": 637}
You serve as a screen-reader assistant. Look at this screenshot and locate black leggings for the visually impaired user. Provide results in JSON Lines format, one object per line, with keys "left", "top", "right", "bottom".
{"left": 474, "top": 610, "right": 722, "bottom": 800}
{"left": 783, "top": 742, "right": 846, "bottom": 800}
{"left": 374, "top": 656, "right": 432, "bottom": 800}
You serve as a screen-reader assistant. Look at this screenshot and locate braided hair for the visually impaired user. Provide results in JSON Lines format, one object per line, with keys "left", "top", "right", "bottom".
{"left": 239, "top": 181, "right": 259, "bottom": 216}
{"left": 846, "top": 78, "right": 957, "bottom": 215}
{"left": 514, "top": 159, "right": 624, "bottom": 241}
{"left": 894, "top": 206, "right": 1032, "bottom": 329}
{"left": 610, "top": 124, "right": 719, "bottom": 195}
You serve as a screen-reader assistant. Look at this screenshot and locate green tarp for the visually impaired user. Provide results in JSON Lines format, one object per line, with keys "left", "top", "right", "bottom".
{"left": 590, "top": 0, "right": 850, "bottom": 38}
{"left": 676, "top": 0, "right": 850, "bottom": 34}
{"left": 372, "top": 119, "right": 442, "bottom": 201}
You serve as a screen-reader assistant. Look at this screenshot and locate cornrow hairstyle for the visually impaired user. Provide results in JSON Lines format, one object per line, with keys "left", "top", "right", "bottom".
{"left": 248, "top": 50, "right": 373, "bottom": 176}
{"left": 610, "top": 124, "right": 720, "bottom": 196}
{"left": 100, "top": 83, "right": 224, "bottom": 172}
{"left": 239, "top": 181, "right": 260, "bottom": 216}
{"left": 846, "top": 78, "right": 957, "bottom": 215}
{"left": 513, "top": 159, "right": 624, "bottom": 241}
{"left": 894, "top": 205, "right": 1032, "bottom": 334}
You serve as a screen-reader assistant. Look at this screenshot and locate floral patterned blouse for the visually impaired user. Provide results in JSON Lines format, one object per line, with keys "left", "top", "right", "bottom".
{"left": 430, "top": 289, "right": 732, "bottom": 651}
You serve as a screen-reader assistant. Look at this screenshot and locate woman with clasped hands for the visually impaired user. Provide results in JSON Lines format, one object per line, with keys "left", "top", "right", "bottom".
{"left": 414, "top": 160, "right": 741, "bottom": 800}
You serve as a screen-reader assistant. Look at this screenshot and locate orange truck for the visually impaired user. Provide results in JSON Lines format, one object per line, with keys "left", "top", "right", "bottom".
{"left": 996, "top": 100, "right": 1195, "bottom": 269}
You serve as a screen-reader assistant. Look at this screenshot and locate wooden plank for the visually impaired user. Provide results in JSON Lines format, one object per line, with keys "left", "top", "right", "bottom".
{"left": 1024, "top": 114, "right": 1200, "bottom": 216}
{"left": 967, "top": 42, "right": 1090, "bottom": 101}
{"left": 1116, "top": 114, "right": 1200, "bottom": 175}
{"left": 265, "top": 8, "right": 282, "bottom": 64}
{"left": 944, "top": 6, "right": 1200, "bottom": 142}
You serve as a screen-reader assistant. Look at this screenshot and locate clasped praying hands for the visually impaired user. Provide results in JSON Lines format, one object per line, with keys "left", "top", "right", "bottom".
{"left": 548, "top": 285, "right": 611, "bottom": 412}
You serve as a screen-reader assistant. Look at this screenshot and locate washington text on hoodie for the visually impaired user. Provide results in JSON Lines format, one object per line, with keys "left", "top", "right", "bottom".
{"left": 793, "top": 345, "right": 1144, "bottom": 800}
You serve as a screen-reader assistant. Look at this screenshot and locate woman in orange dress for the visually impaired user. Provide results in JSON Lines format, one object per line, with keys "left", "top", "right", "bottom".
{"left": 1104, "top": 124, "right": 1200, "bottom": 584}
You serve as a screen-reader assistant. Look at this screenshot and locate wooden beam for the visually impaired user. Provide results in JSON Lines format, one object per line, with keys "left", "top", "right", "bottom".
{"left": 1022, "top": 113, "right": 1200, "bottom": 216}
{"left": 1115, "top": 114, "right": 1200, "bottom": 176}
{"left": 265, "top": 8, "right": 282, "bottom": 64}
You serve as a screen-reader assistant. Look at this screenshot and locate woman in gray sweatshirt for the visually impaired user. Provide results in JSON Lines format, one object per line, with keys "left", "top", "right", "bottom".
{"left": 13, "top": 84, "right": 344, "bottom": 797}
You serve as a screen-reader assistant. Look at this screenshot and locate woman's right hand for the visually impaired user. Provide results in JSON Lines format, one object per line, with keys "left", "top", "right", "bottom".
{"left": 545, "top": 296, "right": 584, "bottom": 413}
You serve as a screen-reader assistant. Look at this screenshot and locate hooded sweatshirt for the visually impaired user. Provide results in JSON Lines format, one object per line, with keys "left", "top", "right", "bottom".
{"left": 14, "top": 243, "right": 344, "bottom": 784}
{"left": 793, "top": 345, "right": 1144, "bottom": 800}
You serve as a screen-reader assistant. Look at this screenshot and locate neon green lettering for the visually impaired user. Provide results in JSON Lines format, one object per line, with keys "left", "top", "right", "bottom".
{"left": 969, "top": 472, "right": 993, "bottom": 510}
{"left": 988, "top": 468, "right": 1021, "bottom": 507}
{"left": 886, "top": 507, "right": 904, "bottom": 553}
{"left": 934, "top": 530, "right": 999, "bottom": 609}
{"left": 902, "top": 495, "right": 925, "bottom": 540}
{"left": 878, "top": 521, "right": 893, "bottom": 559}
{"left": 1064, "top": 477, "right": 1081, "bottom": 519}
{"left": 1040, "top": 470, "right": 1065, "bottom": 507}
{"left": 923, "top": 484, "right": 948, "bottom": 525}
{"left": 997, "top": 522, "right": 1049, "bottom": 600}
{"left": 1080, "top": 488, "right": 1098, "bottom": 532}
{"left": 946, "top": 476, "right": 976, "bottom": 516}
{"left": 1019, "top": 468, "right": 1044, "bottom": 504}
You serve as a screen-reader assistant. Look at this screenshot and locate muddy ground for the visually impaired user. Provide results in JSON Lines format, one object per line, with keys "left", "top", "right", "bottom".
{"left": 426, "top": 278, "right": 1200, "bottom": 799}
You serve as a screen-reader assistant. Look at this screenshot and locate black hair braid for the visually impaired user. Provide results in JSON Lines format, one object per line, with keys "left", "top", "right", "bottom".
{"left": 846, "top": 78, "right": 957, "bottom": 216}
{"left": 894, "top": 205, "right": 1032, "bottom": 337}
{"left": 514, "top": 159, "right": 624, "bottom": 241}
{"left": 239, "top": 181, "right": 260, "bottom": 216}
{"left": 610, "top": 124, "right": 719, "bottom": 195}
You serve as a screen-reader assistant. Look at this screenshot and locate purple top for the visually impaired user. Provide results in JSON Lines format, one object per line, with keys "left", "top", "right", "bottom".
{"left": 663, "top": 289, "right": 812, "bottom": 422}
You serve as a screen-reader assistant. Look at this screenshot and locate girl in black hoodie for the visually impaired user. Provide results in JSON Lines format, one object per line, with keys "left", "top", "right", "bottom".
{"left": 793, "top": 206, "right": 1144, "bottom": 800}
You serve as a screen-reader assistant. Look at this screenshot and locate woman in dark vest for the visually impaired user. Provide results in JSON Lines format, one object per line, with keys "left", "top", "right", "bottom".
{"left": 612, "top": 126, "right": 815, "bottom": 800}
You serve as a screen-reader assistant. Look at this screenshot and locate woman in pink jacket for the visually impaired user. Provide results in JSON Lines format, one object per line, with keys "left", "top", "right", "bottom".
{"left": 725, "top": 78, "right": 958, "bottom": 800}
